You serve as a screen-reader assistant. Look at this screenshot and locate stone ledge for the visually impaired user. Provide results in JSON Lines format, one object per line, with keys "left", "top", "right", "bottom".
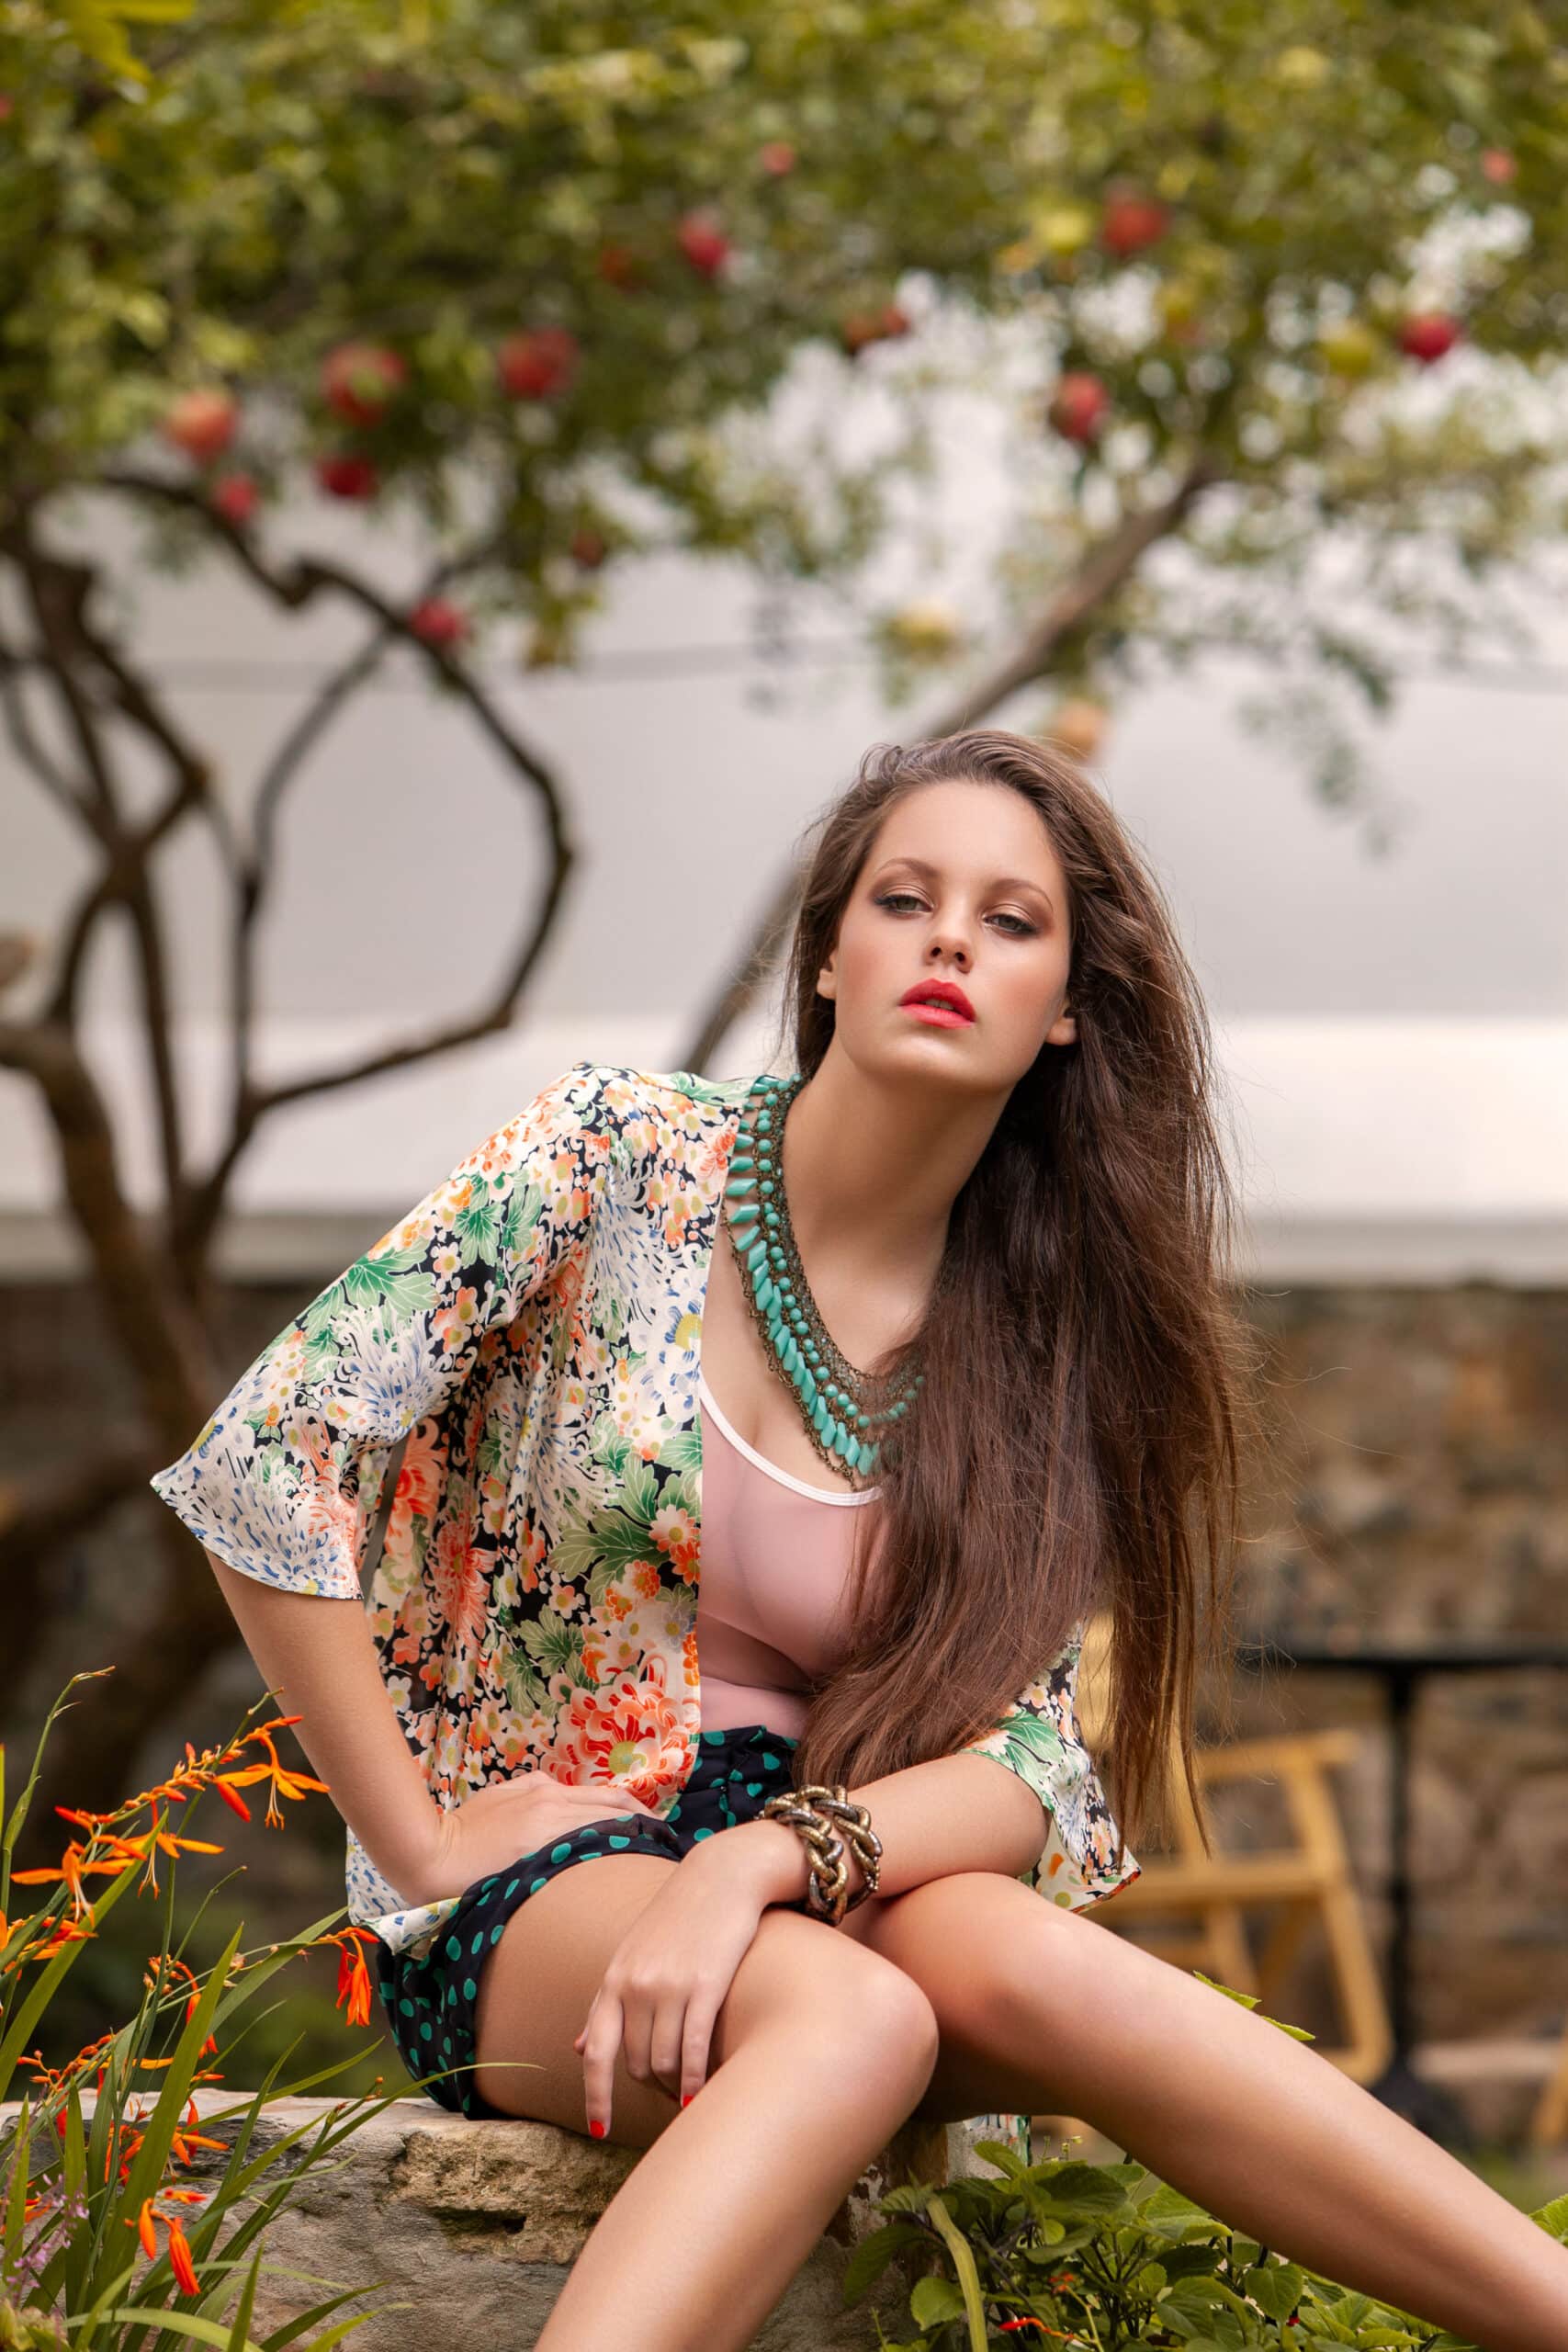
{"left": 6, "top": 2090, "right": 1001, "bottom": 2351}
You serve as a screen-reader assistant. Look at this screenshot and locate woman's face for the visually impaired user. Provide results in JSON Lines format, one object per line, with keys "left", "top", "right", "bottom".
{"left": 817, "top": 777, "right": 1077, "bottom": 1091}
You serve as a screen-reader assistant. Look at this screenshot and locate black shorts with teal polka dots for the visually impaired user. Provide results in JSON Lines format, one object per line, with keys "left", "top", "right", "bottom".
{"left": 372, "top": 1722, "right": 803, "bottom": 2118}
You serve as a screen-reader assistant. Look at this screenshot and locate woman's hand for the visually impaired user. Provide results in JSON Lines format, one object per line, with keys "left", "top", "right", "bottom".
{"left": 415, "top": 1772, "right": 664, "bottom": 1905}
{"left": 571, "top": 1831, "right": 784, "bottom": 2137}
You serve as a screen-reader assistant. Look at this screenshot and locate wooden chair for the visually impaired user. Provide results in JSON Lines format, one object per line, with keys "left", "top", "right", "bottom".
{"left": 1530, "top": 2037, "right": 1568, "bottom": 2147}
{"left": 1066, "top": 1611, "right": 1394, "bottom": 2086}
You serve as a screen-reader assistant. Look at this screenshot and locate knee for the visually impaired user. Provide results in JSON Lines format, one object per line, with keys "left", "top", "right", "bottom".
{"left": 826, "top": 1950, "right": 941, "bottom": 2107}
{"left": 853, "top": 1948, "right": 942, "bottom": 2085}
{"left": 738, "top": 1915, "right": 940, "bottom": 2094}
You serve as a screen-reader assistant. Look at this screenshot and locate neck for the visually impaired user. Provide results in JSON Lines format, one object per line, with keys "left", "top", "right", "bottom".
{"left": 774, "top": 1045, "right": 1005, "bottom": 1289}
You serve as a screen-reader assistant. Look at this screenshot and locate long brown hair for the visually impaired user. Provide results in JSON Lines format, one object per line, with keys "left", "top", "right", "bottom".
{"left": 775, "top": 729, "right": 1269, "bottom": 1860}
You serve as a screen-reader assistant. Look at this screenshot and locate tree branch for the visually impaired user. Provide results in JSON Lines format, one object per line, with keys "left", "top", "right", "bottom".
{"left": 6, "top": 525, "right": 212, "bottom": 1223}
{"left": 0, "top": 1015, "right": 215, "bottom": 1442}
{"left": 89, "top": 474, "right": 576, "bottom": 1270}
{"left": 0, "top": 631, "right": 96, "bottom": 825}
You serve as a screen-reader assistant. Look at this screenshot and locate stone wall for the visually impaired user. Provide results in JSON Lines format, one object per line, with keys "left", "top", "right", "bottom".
{"left": 1179, "top": 1281, "right": 1568, "bottom": 2052}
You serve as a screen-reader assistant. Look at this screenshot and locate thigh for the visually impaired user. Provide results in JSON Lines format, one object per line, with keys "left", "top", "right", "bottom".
{"left": 473, "top": 1848, "right": 682, "bottom": 2139}
{"left": 474, "top": 1845, "right": 934, "bottom": 2147}
{"left": 838, "top": 1870, "right": 1094, "bottom": 2125}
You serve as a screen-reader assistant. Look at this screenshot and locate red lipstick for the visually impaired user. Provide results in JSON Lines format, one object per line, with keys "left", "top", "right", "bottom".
{"left": 898, "top": 978, "right": 975, "bottom": 1024}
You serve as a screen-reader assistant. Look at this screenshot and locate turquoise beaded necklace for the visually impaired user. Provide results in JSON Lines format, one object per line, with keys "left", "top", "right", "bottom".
{"left": 720, "top": 1069, "right": 926, "bottom": 1487}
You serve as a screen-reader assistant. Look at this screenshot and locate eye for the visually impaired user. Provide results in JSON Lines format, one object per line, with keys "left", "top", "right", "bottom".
{"left": 873, "top": 890, "right": 1038, "bottom": 937}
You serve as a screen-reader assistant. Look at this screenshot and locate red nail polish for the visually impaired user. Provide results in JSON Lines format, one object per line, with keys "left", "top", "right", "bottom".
{"left": 589, "top": 2118, "right": 606, "bottom": 2138}
{"left": 682, "top": 2092, "right": 694, "bottom": 2108}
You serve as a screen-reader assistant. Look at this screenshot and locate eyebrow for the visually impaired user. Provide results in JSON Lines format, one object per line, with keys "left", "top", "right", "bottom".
{"left": 871, "top": 854, "right": 1055, "bottom": 918}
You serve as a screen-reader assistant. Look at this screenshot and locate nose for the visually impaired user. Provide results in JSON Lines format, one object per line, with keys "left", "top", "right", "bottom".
{"left": 925, "top": 923, "right": 972, "bottom": 970}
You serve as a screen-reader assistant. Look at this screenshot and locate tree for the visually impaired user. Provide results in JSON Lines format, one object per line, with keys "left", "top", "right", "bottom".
{"left": 3, "top": 1, "right": 1566, "bottom": 1829}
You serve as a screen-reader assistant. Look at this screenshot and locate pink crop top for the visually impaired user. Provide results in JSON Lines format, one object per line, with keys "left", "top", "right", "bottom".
{"left": 695, "top": 1365, "right": 886, "bottom": 1739}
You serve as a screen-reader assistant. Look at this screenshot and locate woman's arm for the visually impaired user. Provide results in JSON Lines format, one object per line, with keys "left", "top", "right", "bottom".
{"left": 150, "top": 1059, "right": 620, "bottom": 1601}
{"left": 695, "top": 1751, "right": 1048, "bottom": 1910}
{"left": 205, "top": 1553, "right": 444, "bottom": 1903}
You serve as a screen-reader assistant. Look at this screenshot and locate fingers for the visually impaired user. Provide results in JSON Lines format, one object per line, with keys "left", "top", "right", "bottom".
{"left": 648, "top": 1993, "right": 690, "bottom": 2105}
{"left": 576, "top": 1984, "right": 709, "bottom": 2137}
{"left": 678, "top": 1992, "right": 718, "bottom": 2109}
{"left": 578, "top": 1988, "right": 627, "bottom": 2140}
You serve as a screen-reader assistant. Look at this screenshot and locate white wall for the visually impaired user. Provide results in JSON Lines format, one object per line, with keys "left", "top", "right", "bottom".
{"left": 4, "top": 442, "right": 1565, "bottom": 1284}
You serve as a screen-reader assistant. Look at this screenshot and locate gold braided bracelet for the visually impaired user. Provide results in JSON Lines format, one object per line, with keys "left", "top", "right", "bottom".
{"left": 760, "top": 1782, "right": 884, "bottom": 1926}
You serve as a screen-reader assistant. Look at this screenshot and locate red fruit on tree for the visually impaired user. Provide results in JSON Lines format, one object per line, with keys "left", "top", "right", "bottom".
{"left": 1397, "top": 311, "right": 1461, "bottom": 364}
{"left": 163, "top": 388, "right": 239, "bottom": 462}
{"left": 676, "top": 209, "right": 729, "bottom": 277}
{"left": 759, "top": 141, "right": 796, "bottom": 175}
{"left": 1047, "top": 371, "right": 1111, "bottom": 443}
{"left": 497, "top": 326, "right": 581, "bottom": 399}
{"left": 210, "top": 471, "right": 260, "bottom": 525}
{"left": 0, "top": 94, "right": 14, "bottom": 121}
{"left": 570, "top": 526, "right": 608, "bottom": 569}
{"left": 315, "top": 453, "right": 379, "bottom": 500}
{"left": 595, "top": 243, "right": 642, "bottom": 288}
{"left": 1480, "top": 148, "right": 1517, "bottom": 185}
{"left": 1100, "top": 187, "right": 1169, "bottom": 260}
{"left": 321, "top": 342, "right": 407, "bottom": 427}
{"left": 409, "top": 596, "right": 468, "bottom": 647}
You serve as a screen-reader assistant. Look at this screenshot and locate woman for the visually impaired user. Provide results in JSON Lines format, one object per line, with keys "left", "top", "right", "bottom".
{"left": 152, "top": 729, "right": 1568, "bottom": 2352}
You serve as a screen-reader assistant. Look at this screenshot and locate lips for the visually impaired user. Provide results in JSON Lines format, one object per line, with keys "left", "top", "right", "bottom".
{"left": 899, "top": 981, "right": 975, "bottom": 1022}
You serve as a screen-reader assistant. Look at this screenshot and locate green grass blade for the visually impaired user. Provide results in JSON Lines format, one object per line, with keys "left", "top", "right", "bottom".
{"left": 223, "top": 2243, "right": 263, "bottom": 2350}
{"left": 87, "top": 1918, "right": 244, "bottom": 2307}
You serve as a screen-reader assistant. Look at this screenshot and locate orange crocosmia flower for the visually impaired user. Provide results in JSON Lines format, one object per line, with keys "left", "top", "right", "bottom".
{"left": 327, "top": 1926, "right": 378, "bottom": 2029}
{"left": 166, "top": 2213, "right": 199, "bottom": 2295}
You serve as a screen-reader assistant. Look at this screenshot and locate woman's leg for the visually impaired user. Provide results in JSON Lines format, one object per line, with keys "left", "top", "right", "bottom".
{"left": 840, "top": 1871, "right": 1568, "bottom": 2352}
{"left": 472, "top": 1849, "right": 940, "bottom": 2352}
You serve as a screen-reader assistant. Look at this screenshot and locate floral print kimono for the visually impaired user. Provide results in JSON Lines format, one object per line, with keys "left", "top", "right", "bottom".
{"left": 150, "top": 1059, "right": 1139, "bottom": 2160}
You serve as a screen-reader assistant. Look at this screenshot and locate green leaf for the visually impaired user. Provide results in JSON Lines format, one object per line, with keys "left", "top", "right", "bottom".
{"left": 224, "top": 2245, "right": 264, "bottom": 2351}
{"left": 839, "top": 2218, "right": 930, "bottom": 2306}
{"left": 1529, "top": 2188, "right": 1568, "bottom": 2242}
{"left": 90, "top": 2309, "right": 274, "bottom": 2351}
{"left": 908, "top": 2272, "right": 966, "bottom": 2328}
{"left": 1191, "top": 1969, "right": 1316, "bottom": 2041}
{"left": 1240, "top": 2258, "right": 1305, "bottom": 2319}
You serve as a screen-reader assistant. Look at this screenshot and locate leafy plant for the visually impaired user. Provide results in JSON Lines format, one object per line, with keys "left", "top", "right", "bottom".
{"left": 844, "top": 1982, "right": 1568, "bottom": 2350}
{"left": 0, "top": 1668, "right": 463, "bottom": 2349}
